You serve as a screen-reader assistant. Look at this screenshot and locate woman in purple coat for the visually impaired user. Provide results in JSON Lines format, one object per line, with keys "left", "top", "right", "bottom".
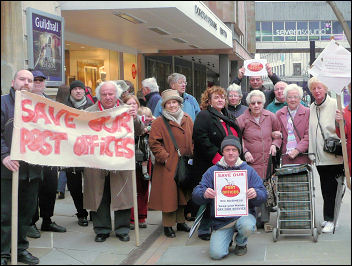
{"left": 276, "top": 84, "right": 310, "bottom": 165}
{"left": 237, "top": 90, "right": 282, "bottom": 229}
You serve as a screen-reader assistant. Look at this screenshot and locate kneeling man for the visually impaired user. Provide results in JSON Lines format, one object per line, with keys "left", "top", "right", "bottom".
{"left": 192, "top": 135, "right": 267, "bottom": 260}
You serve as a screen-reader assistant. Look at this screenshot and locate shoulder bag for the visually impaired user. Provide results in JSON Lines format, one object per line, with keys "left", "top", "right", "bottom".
{"left": 316, "top": 110, "right": 342, "bottom": 156}
{"left": 162, "top": 116, "right": 192, "bottom": 189}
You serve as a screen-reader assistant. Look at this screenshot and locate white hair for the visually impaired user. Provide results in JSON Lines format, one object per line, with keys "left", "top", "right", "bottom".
{"left": 95, "top": 81, "right": 123, "bottom": 100}
{"left": 284, "top": 84, "right": 303, "bottom": 99}
{"left": 246, "top": 89, "right": 266, "bottom": 105}
{"left": 168, "top": 73, "right": 186, "bottom": 87}
{"left": 142, "top": 77, "right": 159, "bottom": 93}
{"left": 227, "top": 83, "right": 242, "bottom": 97}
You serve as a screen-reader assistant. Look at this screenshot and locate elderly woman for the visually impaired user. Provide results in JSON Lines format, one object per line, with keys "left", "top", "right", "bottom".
{"left": 153, "top": 73, "right": 200, "bottom": 121}
{"left": 308, "top": 77, "right": 344, "bottom": 233}
{"left": 83, "top": 81, "right": 144, "bottom": 243}
{"left": 227, "top": 83, "right": 248, "bottom": 118}
{"left": 148, "top": 89, "right": 194, "bottom": 238}
{"left": 237, "top": 90, "right": 282, "bottom": 229}
{"left": 141, "top": 77, "right": 161, "bottom": 114}
{"left": 276, "top": 84, "right": 310, "bottom": 165}
{"left": 192, "top": 86, "right": 242, "bottom": 240}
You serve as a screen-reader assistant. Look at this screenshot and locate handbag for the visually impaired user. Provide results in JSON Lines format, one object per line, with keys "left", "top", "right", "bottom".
{"left": 162, "top": 116, "right": 192, "bottom": 189}
{"left": 316, "top": 111, "right": 342, "bottom": 156}
{"left": 264, "top": 154, "right": 277, "bottom": 208}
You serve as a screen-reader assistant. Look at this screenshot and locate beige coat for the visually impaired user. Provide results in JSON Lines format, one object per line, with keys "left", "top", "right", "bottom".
{"left": 83, "top": 102, "right": 144, "bottom": 211}
{"left": 148, "top": 114, "right": 193, "bottom": 213}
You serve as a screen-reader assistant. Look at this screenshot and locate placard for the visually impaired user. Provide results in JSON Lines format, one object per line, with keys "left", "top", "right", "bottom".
{"left": 214, "top": 170, "right": 248, "bottom": 217}
{"left": 244, "top": 59, "right": 268, "bottom": 76}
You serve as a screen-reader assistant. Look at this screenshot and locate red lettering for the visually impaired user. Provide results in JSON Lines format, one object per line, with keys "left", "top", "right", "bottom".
{"left": 64, "top": 112, "right": 79, "bottom": 128}
{"left": 100, "top": 137, "right": 106, "bottom": 155}
{"left": 32, "top": 103, "right": 51, "bottom": 124}
{"left": 20, "top": 128, "right": 31, "bottom": 153}
{"left": 20, "top": 128, "right": 68, "bottom": 155}
{"left": 73, "top": 136, "right": 89, "bottom": 156}
{"left": 51, "top": 132, "right": 68, "bottom": 154}
{"left": 86, "top": 135, "right": 99, "bottom": 154}
{"left": 117, "top": 113, "right": 132, "bottom": 133}
{"left": 88, "top": 116, "right": 111, "bottom": 132}
{"left": 114, "top": 138, "right": 134, "bottom": 158}
{"left": 104, "top": 136, "right": 115, "bottom": 157}
{"left": 22, "top": 99, "right": 35, "bottom": 122}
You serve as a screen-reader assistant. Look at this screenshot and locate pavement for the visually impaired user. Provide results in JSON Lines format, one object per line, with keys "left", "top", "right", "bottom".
{"left": 25, "top": 171, "right": 351, "bottom": 265}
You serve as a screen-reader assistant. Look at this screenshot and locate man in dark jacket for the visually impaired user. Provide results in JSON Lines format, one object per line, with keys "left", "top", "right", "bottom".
{"left": 231, "top": 63, "right": 280, "bottom": 108}
{"left": 141, "top": 77, "right": 161, "bottom": 114}
{"left": 1, "top": 70, "right": 41, "bottom": 265}
{"left": 26, "top": 70, "right": 67, "bottom": 239}
{"left": 63, "top": 80, "right": 94, "bottom": 227}
{"left": 192, "top": 136, "right": 267, "bottom": 260}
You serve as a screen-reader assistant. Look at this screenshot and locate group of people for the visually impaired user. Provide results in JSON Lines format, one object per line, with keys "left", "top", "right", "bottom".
{"left": 1, "top": 65, "right": 350, "bottom": 264}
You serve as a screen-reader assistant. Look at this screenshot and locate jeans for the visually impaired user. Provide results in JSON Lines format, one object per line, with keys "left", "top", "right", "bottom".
{"left": 57, "top": 171, "right": 67, "bottom": 193}
{"left": 209, "top": 214, "right": 256, "bottom": 260}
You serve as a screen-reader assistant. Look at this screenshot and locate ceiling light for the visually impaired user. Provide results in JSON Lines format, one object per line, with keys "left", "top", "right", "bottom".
{"left": 66, "top": 43, "right": 70, "bottom": 46}
{"left": 172, "top": 37, "right": 187, "bottom": 44}
{"left": 148, "top": 27, "right": 170, "bottom": 35}
{"left": 112, "top": 11, "right": 145, "bottom": 24}
{"left": 80, "top": 46, "right": 85, "bottom": 48}
{"left": 189, "top": 44, "right": 199, "bottom": 49}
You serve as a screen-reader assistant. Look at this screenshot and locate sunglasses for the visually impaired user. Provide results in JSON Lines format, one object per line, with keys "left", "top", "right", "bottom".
{"left": 34, "top": 78, "right": 44, "bottom": 82}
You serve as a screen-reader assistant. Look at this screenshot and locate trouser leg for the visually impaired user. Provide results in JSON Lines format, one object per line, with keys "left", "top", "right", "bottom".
{"left": 57, "top": 171, "right": 67, "bottom": 193}
{"left": 66, "top": 170, "right": 88, "bottom": 218}
{"left": 18, "top": 179, "right": 40, "bottom": 252}
{"left": 209, "top": 227, "right": 234, "bottom": 260}
{"left": 317, "top": 164, "right": 343, "bottom": 221}
{"left": 162, "top": 207, "right": 185, "bottom": 227}
{"left": 234, "top": 214, "right": 256, "bottom": 246}
{"left": 114, "top": 209, "right": 131, "bottom": 235}
{"left": 91, "top": 175, "right": 112, "bottom": 235}
{"left": 39, "top": 167, "right": 58, "bottom": 222}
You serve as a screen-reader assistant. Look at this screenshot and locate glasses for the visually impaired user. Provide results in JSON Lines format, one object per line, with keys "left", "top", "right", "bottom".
{"left": 34, "top": 78, "right": 44, "bottom": 82}
{"left": 177, "top": 80, "right": 187, "bottom": 85}
{"left": 287, "top": 96, "right": 300, "bottom": 100}
{"left": 250, "top": 101, "right": 263, "bottom": 105}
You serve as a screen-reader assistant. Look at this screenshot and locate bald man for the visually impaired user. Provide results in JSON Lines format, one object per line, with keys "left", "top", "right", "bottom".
{"left": 1, "top": 70, "right": 41, "bottom": 265}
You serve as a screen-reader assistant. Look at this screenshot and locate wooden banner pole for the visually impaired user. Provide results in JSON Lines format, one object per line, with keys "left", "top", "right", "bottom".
{"left": 336, "top": 96, "right": 351, "bottom": 190}
{"left": 132, "top": 170, "right": 140, "bottom": 246}
{"left": 11, "top": 171, "right": 19, "bottom": 265}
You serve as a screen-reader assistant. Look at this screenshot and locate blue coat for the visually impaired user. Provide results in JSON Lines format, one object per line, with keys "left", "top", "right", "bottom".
{"left": 153, "top": 92, "right": 200, "bottom": 122}
{"left": 192, "top": 160, "right": 267, "bottom": 230}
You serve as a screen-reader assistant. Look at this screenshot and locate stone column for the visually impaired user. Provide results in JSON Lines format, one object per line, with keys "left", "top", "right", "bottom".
{"left": 1, "top": 1, "right": 25, "bottom": 94}
{"left": 219, "top": 54, "right": 229, "bottom": 89}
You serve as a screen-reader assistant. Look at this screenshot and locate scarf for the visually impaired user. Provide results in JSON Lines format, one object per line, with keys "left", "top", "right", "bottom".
{"left": 162, "top": 108, "right": 184, "bottom": 125}
{"left": 70, "top": 95, "right": 87, "bottom": 109}
{"left": 207, "top": 106, "right": 242, "bottom": 139}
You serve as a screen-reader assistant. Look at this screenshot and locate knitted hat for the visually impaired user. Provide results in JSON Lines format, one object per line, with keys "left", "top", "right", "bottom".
{"left": 161, "top": 89, "right": 183, "bottom": 108}
{"left": 221, "top": 135, "right": 242, "bottom": 153}
{"left": 70, "top": 80, "right": 85, "bottom": 92}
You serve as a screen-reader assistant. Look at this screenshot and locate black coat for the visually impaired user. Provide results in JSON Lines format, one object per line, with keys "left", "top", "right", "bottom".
{"left": 192, "top": 106, "right": 242, "bottom": 187}
{"left": 1, "top": 88, "right": 42, "bottom": 180}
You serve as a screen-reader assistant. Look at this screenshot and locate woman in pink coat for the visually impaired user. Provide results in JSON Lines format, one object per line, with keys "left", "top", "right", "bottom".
{"left": 276, "top": 84, "right": 310, "bottom": 165}
{"left": 237, "top": 90, "right": 282, "bottom": 229}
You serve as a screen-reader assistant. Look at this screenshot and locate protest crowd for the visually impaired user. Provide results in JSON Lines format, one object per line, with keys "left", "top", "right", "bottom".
{"left": 1, "top": 62, "right": 351, "bottom": 264}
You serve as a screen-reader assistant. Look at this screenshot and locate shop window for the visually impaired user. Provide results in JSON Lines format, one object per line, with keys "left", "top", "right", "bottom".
{"left": 77, "top": 59, "right": 104, "bottom": 95}
{"left": 293, "top": 63, "right": 301, "bottom": 76}
{"left": 146, "top": 57, "right": 171, "bottom": 93}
